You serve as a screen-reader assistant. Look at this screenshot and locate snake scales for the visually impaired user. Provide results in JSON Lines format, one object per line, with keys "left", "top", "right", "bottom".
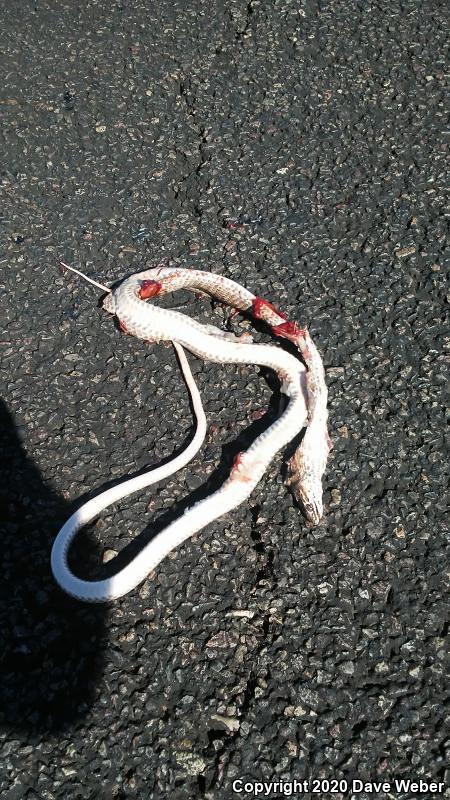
{"left": 51, "top": 267, "right": 331, "bottom": 602}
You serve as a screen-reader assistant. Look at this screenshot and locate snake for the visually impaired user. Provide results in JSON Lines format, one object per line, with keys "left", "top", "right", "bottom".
{"left": 51, "top": 266, "right": 331, "bottom": 602}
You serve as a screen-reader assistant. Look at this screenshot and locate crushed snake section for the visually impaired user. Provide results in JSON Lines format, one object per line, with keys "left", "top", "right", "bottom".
{"left": 51, "top": 267, "right": 330, "bottom": 602}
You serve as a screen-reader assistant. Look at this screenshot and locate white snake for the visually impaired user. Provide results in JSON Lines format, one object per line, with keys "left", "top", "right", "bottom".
{"left": 51, "top": 267, "right": 331, "bottom": 602}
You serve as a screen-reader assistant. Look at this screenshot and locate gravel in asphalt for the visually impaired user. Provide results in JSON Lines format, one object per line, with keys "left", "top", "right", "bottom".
{"left": 0, "top": 1, "right": 448, "bottom": 798}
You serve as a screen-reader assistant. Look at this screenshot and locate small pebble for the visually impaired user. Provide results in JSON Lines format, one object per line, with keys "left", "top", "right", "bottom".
{"left": 102, "top": 548, "right": 118, "bottom": 563}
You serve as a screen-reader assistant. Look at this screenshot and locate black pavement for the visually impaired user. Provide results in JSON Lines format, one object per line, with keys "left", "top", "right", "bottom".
{"left": 0, "top": 1, "right": 447, "bottom": 798}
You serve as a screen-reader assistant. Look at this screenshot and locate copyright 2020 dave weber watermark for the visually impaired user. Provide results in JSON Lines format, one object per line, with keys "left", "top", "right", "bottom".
{"left": 232, "top": 778, "right": 446, "bottom": 796}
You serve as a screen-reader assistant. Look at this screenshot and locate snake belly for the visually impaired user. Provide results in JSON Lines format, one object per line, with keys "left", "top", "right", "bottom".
{"left": 51, "top": 267, "right": 329, "bottom": 602}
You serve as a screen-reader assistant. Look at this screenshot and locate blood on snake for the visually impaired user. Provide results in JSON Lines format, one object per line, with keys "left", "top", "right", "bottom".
{"left": 51, "top": 264, "right": 331, "bottom": 602}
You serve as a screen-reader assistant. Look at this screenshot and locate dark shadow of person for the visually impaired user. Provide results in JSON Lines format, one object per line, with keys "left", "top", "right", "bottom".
{"left": 0, "top": 400, "right": 107, "bottom": 737}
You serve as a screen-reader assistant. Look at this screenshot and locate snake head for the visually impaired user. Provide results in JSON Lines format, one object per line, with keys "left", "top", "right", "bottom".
{"left": 286, "top": 467, "right": 324, "bottom": 526}
{"left": 102, "top": 292, "right": 116, "bottom": 315}
{"left": 286, "top": 426, "right": 329, "bottom": 526}
{"left": 294, "top": 480, "right": 324, "bottom": 526}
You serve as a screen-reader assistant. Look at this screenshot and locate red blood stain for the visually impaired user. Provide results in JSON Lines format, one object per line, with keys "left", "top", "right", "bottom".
{"left": 252, "top": 297, "right": 306, "bottom": 341}
{"left": 232, "top": 452, "right": 244, "bottom": 469}
{"left": 231, "top": 452, "right": 252, "bottom": 483}
{"left": 139, "top": 280, "right": 162, "bottom": 299}
{"left": 272, "top": 320, "right": 306, "bottom": 340}
{"left": 252, "top": 296, "right": 287, "bottom": 321}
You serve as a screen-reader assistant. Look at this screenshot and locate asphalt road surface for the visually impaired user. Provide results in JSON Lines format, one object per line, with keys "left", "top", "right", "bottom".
{"left": 1, "top": 1, "right": 448, "bottom": 798}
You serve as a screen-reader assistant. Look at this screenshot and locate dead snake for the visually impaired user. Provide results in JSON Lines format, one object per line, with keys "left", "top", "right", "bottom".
{"left": 51, "top": 267, "right": 331, "bottom": 602}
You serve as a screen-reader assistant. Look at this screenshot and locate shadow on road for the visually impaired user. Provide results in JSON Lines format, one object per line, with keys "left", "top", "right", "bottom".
{"left": 0, "top": 400, "right": 107, "bottom": 736}
{"left": 0, "top": 363, "right": 287, "bottom": 735}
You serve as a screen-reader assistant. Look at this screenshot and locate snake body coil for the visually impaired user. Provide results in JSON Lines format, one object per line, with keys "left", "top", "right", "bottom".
{"left": 51, "top": 267, "right": 330, "bottom": 602}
